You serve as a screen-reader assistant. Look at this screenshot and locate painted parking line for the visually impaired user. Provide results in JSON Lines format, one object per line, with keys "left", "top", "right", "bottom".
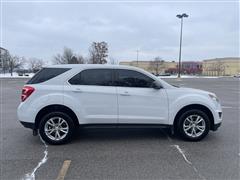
{"left": 56, "top": 160, "right": 71, "bottom": 180}
{"left": 222, "top": 105, "right": 239, "bottom": 109}
{"left": 222, "top": 106, "right": 233, "bottom": 109}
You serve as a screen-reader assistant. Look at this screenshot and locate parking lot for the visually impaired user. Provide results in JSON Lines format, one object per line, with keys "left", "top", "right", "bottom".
{"left": 0, "top": 77, "right": 239, "bottom": 180}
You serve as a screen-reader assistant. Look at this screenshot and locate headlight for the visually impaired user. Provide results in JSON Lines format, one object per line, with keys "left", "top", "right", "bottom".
{"left": 208, "top": 94, "right": 220, "bottom": 103}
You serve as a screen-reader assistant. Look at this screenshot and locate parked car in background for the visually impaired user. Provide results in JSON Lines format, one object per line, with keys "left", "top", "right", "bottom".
{"left": 17, "top": 65, "right": 222, "bottom": 145}
{"left": 159, "top": 73, "right": 171, "bottom": 76}
{"left": 233, "top": 73, "right": 240, "bottom": 78}
{"left": 17, "top": 69, "right": 30, "bottom": 77}
{"left": 18, "top": 72, "right": 24, "bottom": 76}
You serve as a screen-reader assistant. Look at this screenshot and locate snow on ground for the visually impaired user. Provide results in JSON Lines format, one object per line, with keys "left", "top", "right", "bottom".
{"left": 0, "top": 73, "right": 35, "bottom": 78}
{"left": 158, "top": 75, "right": 219, "bottom": 79}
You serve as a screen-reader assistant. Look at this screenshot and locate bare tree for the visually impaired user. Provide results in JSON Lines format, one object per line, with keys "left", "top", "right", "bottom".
{"left": 1, "top": 50, "right": 11, "bottom": 74}
{"left": 77, "top": 55, "right": 85, "bottom": 64}
{"left": 88, "top": 42, "right": 108, "bottom": 64}
{"left": 214, "top": 60, "right": 225, "bottom": 76}
{"left": 205, "top": 63, "right": 215, "bottom": 76}
{"left": 9, "top": 55, "right": 25, "bottom": 76}
{"left": 53, "top": 47, "right": 74, "bottom": 64}
{"left": 69, "top": 55, "right": 78, "bottom": 64}
{"left": 109, "top": 57, "right": 118, "bottom": 65}
{"left": 149, "top": 57, "right": 165, "bottom": 75}
{"left": 53, "top": 54, "right": 63, "bottom": 64}
{"left": 205, "top": 60, "right": 226, "bottom": 76}
{"left": 53, "top": 47, "right": 86, "bottom": 64}
{"left": 28, "top": 58, "right": 45, "bottom": 73}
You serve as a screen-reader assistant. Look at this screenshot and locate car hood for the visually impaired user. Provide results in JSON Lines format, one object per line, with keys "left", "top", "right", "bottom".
{"left": 175, "top": 87, "right": 215, "bottom": 96}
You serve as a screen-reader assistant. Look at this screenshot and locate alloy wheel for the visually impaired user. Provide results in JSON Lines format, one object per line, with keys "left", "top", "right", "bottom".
{"left": 183, "top": 115, "right": 206, "bottom": 138}
{"left": 44, "top": 117, "right": 69, "bottom": 141}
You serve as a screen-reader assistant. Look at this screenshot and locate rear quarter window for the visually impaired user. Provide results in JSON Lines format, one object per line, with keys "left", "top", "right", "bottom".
{"left": 27, "top": 68, "right": 71, "bottom": 84}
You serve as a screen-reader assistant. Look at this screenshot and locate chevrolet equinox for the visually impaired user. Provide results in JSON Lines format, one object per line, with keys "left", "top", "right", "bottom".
{"left": 17, "top": 65, "right": 222, "bottom": 144}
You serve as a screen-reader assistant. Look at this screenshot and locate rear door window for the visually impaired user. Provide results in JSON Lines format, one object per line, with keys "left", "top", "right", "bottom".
{"left": 27, "top": 68, "right": 70, "bottom": 84}
{"left": 68, "top": 69, "right": 113, "bottom": 86}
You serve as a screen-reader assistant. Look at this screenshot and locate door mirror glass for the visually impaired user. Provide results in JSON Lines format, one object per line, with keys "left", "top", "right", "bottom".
{"left": 152, "top": 80, "right": 162, "bottom": 89}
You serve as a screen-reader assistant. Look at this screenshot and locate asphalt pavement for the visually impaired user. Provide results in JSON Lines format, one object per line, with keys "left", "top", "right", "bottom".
{"left": 0, "top": 77, "right": 239, "bottom": 180}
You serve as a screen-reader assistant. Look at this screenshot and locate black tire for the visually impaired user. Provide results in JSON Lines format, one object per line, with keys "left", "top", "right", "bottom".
{"left": 177, "top": 109, "right": 210, "bottom": 141}
{"left": 39, "top": 112, "right": 75, "bottom": 145}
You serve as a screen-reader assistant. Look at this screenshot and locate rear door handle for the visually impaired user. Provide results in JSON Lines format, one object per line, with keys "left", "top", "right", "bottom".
{"left": 72, "top": 88, "right": 82, "bottom": 93}
{"left": 120, "top": 91, "right": 130, "bottom": 96}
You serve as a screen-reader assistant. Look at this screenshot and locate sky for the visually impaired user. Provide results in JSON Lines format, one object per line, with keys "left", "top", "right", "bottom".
{"left": 1, "top": 0, "right": 239, "bottom": 63}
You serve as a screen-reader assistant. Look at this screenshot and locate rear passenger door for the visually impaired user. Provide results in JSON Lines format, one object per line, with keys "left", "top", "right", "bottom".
{"left": 66, "top": 69, "right": 118, "bottom": 124}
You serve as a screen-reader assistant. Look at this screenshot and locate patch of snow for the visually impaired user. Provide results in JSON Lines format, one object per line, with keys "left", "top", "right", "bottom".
{"left": 22, "top": 137, "right": 48, "bottom": 180}
{"left": 163, "top": 133, "right": 206, "bottom": 180}
{"left": 172, "top": 145, "right": 192, "bottom": 165}
{"left": 0, "top": 73, "right": 34, "bottom": 78}
{"left": 172, "top": 145, "right": 206, "bottom": 180}
{"left": 222, "top": 106, "right": 233, "bottom": 109}
{"left": 158, "top": 75, "right": 219, "bottom": 79}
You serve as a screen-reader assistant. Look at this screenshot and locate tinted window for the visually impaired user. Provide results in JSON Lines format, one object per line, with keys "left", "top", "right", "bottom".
{"left": 116, "top": 69, "right": 154, "bottom": 88}
{"left": 69, "top": 69, "right": 113, "bottom": 86}
{"left": 27, "top": 68, "right": 70, "bottom": 84}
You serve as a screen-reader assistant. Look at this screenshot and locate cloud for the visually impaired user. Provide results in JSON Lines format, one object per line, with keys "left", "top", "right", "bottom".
{"left": 2, "top": 1, "right": 239, "bottom": 62}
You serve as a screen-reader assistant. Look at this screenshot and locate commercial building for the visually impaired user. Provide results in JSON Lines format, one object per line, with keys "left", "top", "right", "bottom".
{"left": 165, "top": 61, "right": 202, "bottom": 75}
{"left": 119, "top": 60, "right": 202, "bottom": 75}
{"left": 202, "top": 57, "right": 240, "bottom": 76}
{"left": 119, "top": 60, "right": 177, "bottom": 74}
{"left": 0, "top": 47, "right": 10, "bottom": 72}
{"left": 120, "top": 58, "right": 240, "bottom": 76}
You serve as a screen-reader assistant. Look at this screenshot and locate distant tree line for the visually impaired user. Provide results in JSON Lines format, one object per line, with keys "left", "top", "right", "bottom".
{"left": 0, "top": 52, "right": 45, "bottom": 76}
{"left": 53, "top": 41, "right": 110, "bottom": 65}
{"left": 0, "top": 41, "right": 118, "bottom": 76}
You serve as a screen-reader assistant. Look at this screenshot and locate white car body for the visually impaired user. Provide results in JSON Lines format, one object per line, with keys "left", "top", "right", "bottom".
{"left": 17, "top": 65, "right": 222, "bottom": 143}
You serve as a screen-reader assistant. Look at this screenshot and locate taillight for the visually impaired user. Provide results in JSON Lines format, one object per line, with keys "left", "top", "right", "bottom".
{"left": 21, "top": 86, "right": 35, "bottom": 102}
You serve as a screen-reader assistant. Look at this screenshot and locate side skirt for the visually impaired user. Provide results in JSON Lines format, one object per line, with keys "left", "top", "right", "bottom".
{"left": 79, "top": 123, "right": 172, "bottom": 129}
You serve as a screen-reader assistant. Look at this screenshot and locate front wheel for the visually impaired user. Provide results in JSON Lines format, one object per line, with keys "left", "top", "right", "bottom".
{"left": 39, "top": 112, "right": 75, "bottom": 145}
{"left": 177, "top": 109, "right": 210, "bottom": 141}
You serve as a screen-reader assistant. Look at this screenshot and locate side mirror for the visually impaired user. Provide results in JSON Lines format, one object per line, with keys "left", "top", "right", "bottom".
{"left": 152, "top": 80, "right": 162, "bottom": 89}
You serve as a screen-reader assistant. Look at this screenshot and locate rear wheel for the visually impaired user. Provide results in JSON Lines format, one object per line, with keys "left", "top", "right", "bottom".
{"left": 39, "top": 112, "right": 75, "bottom": 145}
{"left": 177, "top": 109, "right": 210, "bottom": 141}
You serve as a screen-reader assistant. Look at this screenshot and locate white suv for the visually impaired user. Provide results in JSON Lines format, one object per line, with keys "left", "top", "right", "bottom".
{"left": 17, "top": 65, "right": 222, "bottom": 144}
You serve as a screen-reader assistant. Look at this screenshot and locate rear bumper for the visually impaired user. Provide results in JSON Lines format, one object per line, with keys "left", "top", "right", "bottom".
{"left": 212, "top": 122, "right": 221, "bottom": 131}
{"left": 20, "top": 121, "right": 35, "bottom": 130}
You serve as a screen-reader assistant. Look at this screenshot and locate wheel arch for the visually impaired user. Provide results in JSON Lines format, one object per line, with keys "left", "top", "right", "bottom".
{"left": 173, "top": 104, "right": 214, "bottom": 132}
{"left": 35, "top": 104, "right": 79, "bottom": 129}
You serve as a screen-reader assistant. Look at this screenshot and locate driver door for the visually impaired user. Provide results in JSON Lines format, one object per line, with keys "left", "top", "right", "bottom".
{"left": 116, "top": 69, "right": 168, "bottom": 124}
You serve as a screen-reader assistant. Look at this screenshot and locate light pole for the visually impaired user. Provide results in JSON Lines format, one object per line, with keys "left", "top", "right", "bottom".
{"left": 136, "top": 50, "right": 139, "bottom": 66}
{"left": 176, "top": 13, "right": 188, "bottom": 78}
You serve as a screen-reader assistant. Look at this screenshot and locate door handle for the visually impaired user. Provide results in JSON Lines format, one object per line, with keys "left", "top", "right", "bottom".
{"left": 120, "top": 91, "right": 130, "bottom": 96}
{"left": 72, "top": 88, "right": 82, "bottom": 93}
